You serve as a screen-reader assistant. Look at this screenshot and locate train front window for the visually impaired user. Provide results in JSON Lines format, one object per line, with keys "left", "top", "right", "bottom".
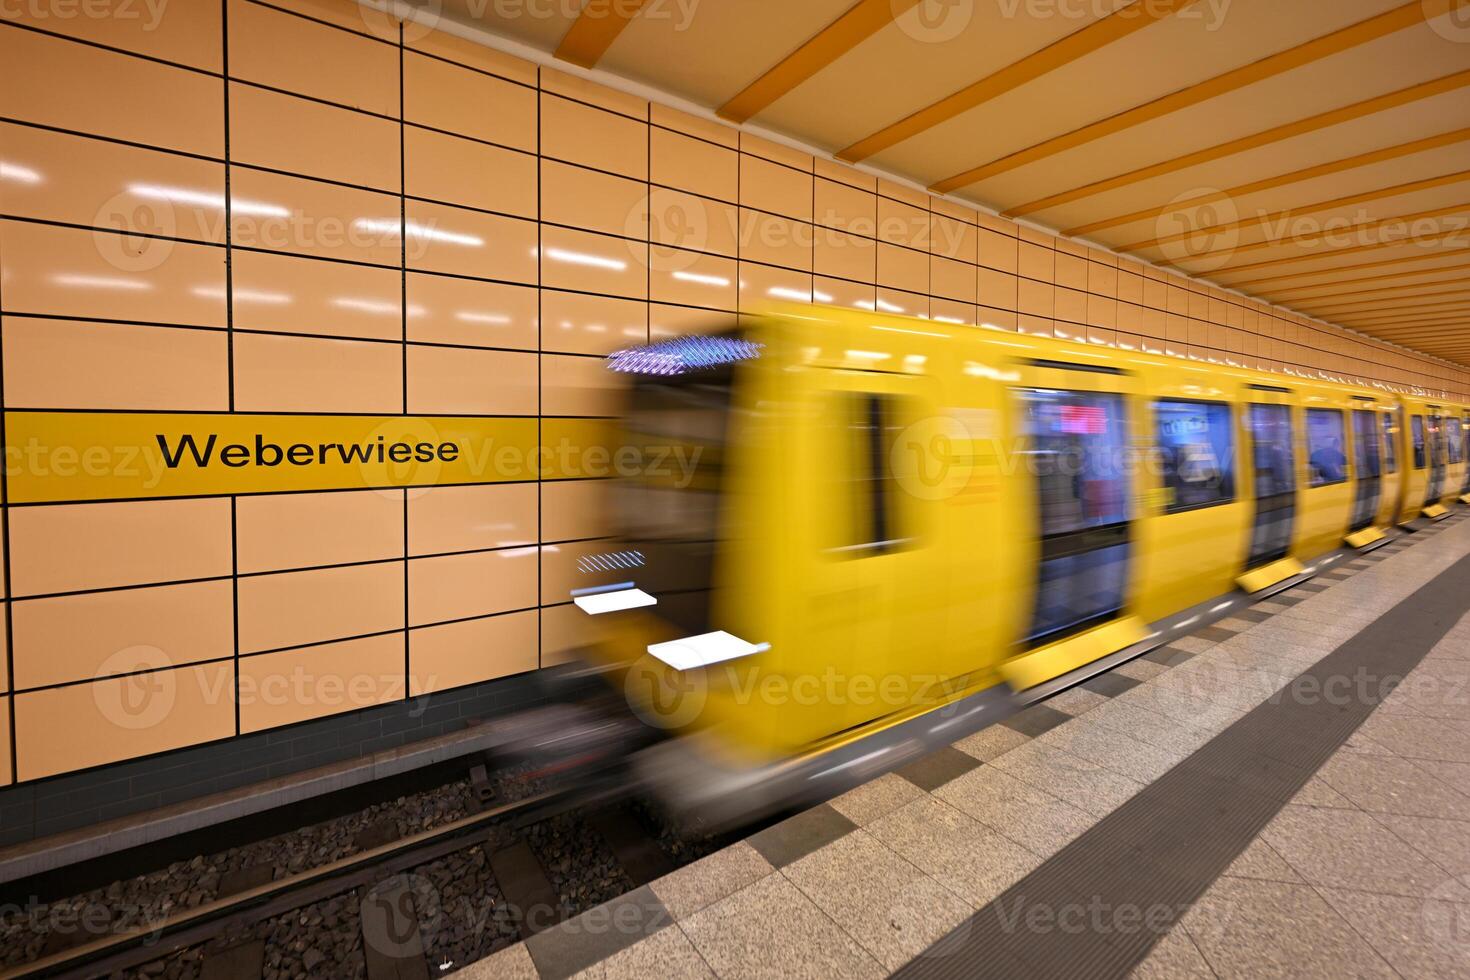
{"left": 611, "top": 359, "right": 736, "bottom": 635}
{"left": 832, "top": 393, "right": 908, "bottom": 557}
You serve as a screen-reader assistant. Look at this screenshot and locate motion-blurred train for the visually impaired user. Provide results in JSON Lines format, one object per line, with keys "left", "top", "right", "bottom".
{"left": 524, "top": 304, "right": 1469, "bottom": 826}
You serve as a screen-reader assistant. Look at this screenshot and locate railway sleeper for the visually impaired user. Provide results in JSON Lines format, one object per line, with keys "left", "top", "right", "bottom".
{"left": 361, "top": 877, "right": 431, "bottom": 980}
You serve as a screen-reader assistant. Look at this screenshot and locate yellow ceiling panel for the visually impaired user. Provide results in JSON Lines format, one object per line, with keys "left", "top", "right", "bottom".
{"left": 596, "top": 0, "right": 858, "bottom": 109}
{"left": 748, "top": 1, "right": 1130, "bottom": 154}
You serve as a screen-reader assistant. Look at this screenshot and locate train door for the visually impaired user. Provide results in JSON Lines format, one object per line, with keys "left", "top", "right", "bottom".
{"left": 1244, "top": 393, "right": 1298, "bottom": 570}
{"left": 804, "top": 370, "right": 936, "bottom": 734}
{"left": 1423, "top": 411, "right": 1444, "bottom": 511}
{"left": 1379, "top": 408, "right": 1401, "bottom": 527}
{"left": 1462, "top": 411, "right": 1470, "bottom": 500}
{"left": 1445, "top": 412, "right": 1465, "bottom": 503}
{"left": 1012, "top": 362, "right": 1135, "bottom": 649}
{"left": 1349, "top": 403, "right": 1382, "bottom": 532}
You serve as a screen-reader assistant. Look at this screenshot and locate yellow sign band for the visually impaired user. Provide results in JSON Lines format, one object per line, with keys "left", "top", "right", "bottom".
{"left": 5, "top": 413, "right": 620, "bottom": 503}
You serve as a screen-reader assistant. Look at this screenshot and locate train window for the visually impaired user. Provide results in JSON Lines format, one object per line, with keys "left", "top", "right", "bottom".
{"left": 1352, "top": 410, "right": 1383, "bottom": 480}
{"left": 1381, "top": 414, "right": 1398, "bottom": 474}
{"left": 1412, "top": 415, "right": 1426, "bottom": 469}
{"left": 1018, "top": 388, "right": 1131, "bottom": 535}
{"left": 1248, "top": 404, "right": 1296, "bottom": 498}
{"left": 836, "top": 393, "right": 907, "bottom": 557}
{"left": 1305, "top": 409, "right": 1349, "bottom": 488}
{"left": 1449, "top": 416, "right": 1464, "bottom": 465}
{"left": 1017, "top": 387, "right": 1131, "bottom": 646}
{"left": 1154, "top": 400, "right": 1234, "bottom": 512}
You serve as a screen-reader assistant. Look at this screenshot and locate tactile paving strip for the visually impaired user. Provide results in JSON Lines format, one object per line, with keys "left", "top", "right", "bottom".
{"left": 894, "top": 535, "right": 1470, "bottom": 980}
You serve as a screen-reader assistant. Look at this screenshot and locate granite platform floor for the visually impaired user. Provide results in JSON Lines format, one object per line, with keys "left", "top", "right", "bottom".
{"left": 457, "top": 511, "right": 1470, "bottom": 980}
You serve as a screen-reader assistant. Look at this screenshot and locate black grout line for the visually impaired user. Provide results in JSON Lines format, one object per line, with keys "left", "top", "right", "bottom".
{"left": 536, "top": 63, "right": 544, "bottom": 669}
{"left": 223, "top": 0, "right": 241, "bottom": 741}
{"left": 399, "top": 20, "right": 411, "bottom": 693}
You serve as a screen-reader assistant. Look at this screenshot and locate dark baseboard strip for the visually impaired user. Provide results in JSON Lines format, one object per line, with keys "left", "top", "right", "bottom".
{"left": 896, "top": 546, "right": 1470, "bottom": 980}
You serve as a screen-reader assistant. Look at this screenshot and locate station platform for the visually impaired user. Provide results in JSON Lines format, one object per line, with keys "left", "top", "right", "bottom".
{"left": 458, "top": 511, "right": 1470, "bottom": 980}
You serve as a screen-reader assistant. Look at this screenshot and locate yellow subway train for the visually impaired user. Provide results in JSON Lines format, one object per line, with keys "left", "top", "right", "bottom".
{"left": 570, "top": 304, "right": 1469, "bottom": 825}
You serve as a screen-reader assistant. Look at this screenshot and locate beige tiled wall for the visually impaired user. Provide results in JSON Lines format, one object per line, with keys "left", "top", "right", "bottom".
{"left": 0, "top": 0, "right": 1466, "bottom": 783}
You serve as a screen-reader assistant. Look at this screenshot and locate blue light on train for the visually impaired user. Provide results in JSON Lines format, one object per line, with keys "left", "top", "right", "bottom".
{"left": 607, "top": 336, "right": 763, "bottom": 375}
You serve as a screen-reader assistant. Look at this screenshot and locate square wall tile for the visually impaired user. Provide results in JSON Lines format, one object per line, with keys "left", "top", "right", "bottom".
{"left": 409, "top": 609, "right": 537, "bottom": 695}
{"left": 12, "top": 580, "right": 234, "bottom": 690}
{"left": 238, "top": 633, "right": 405, "bottom": 733}
{"left": 9, "top": 498, "right": 232, "bottom": 597}
{"left": 237, "top": 561, "right": 405, "bottom": 653}
{"left": 14, "top": 663, "right": 235, "bottom": 781}
{"left": 236, "top": 489, "right": 405, "bottom": 574}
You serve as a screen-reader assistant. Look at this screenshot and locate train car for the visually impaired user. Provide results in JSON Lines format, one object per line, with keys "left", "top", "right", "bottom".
{"left": 1394, "top": 396, "right": 1463, "bottom": 523}
{"left": 1462, "top": 405, "right": 1470, "bottom": 505}
{"left": 1445, "top": 403, "right": 1469, "bottom": 509}
{"left": 577, "top": 304, "right": 1437, "bottom": 825}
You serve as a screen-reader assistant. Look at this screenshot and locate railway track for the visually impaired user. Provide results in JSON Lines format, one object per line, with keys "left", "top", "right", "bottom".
{"left": 0, "top": 751, "right": 732, "bottom": 980}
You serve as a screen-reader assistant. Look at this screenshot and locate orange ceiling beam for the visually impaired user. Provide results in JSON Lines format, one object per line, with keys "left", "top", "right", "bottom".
{"left": 1269, "top": 263, "right": 1470, "bottom": 301}
{"left": 932, "top": 0, "right": 1469, "bottom": 194}
{"left": 717, "top": 0, "right": 924, "bottom": 123}
{"left": 1310, "top": 292, "right": 1470, "bottom": 316}
{"left": 837, "top": 0, "right": 1194, "bottom": 162}
{"left": 1165, "top": 202, "right": 1470, "bottom": 265}
{"left": 1337, "top": 308, "right": 1470, "bottom": 326}
{"left": 1065, "top": 127, "right": 1470, "bottom": 239}
{"left": 1225, "top": 245, "right": 1470, "bottom": 289}
{"left": 1123, "top": 169, "right": 1470, "bottom": 252}
{"left": 554, "top": 0, "right": 650, "bottom": 68}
